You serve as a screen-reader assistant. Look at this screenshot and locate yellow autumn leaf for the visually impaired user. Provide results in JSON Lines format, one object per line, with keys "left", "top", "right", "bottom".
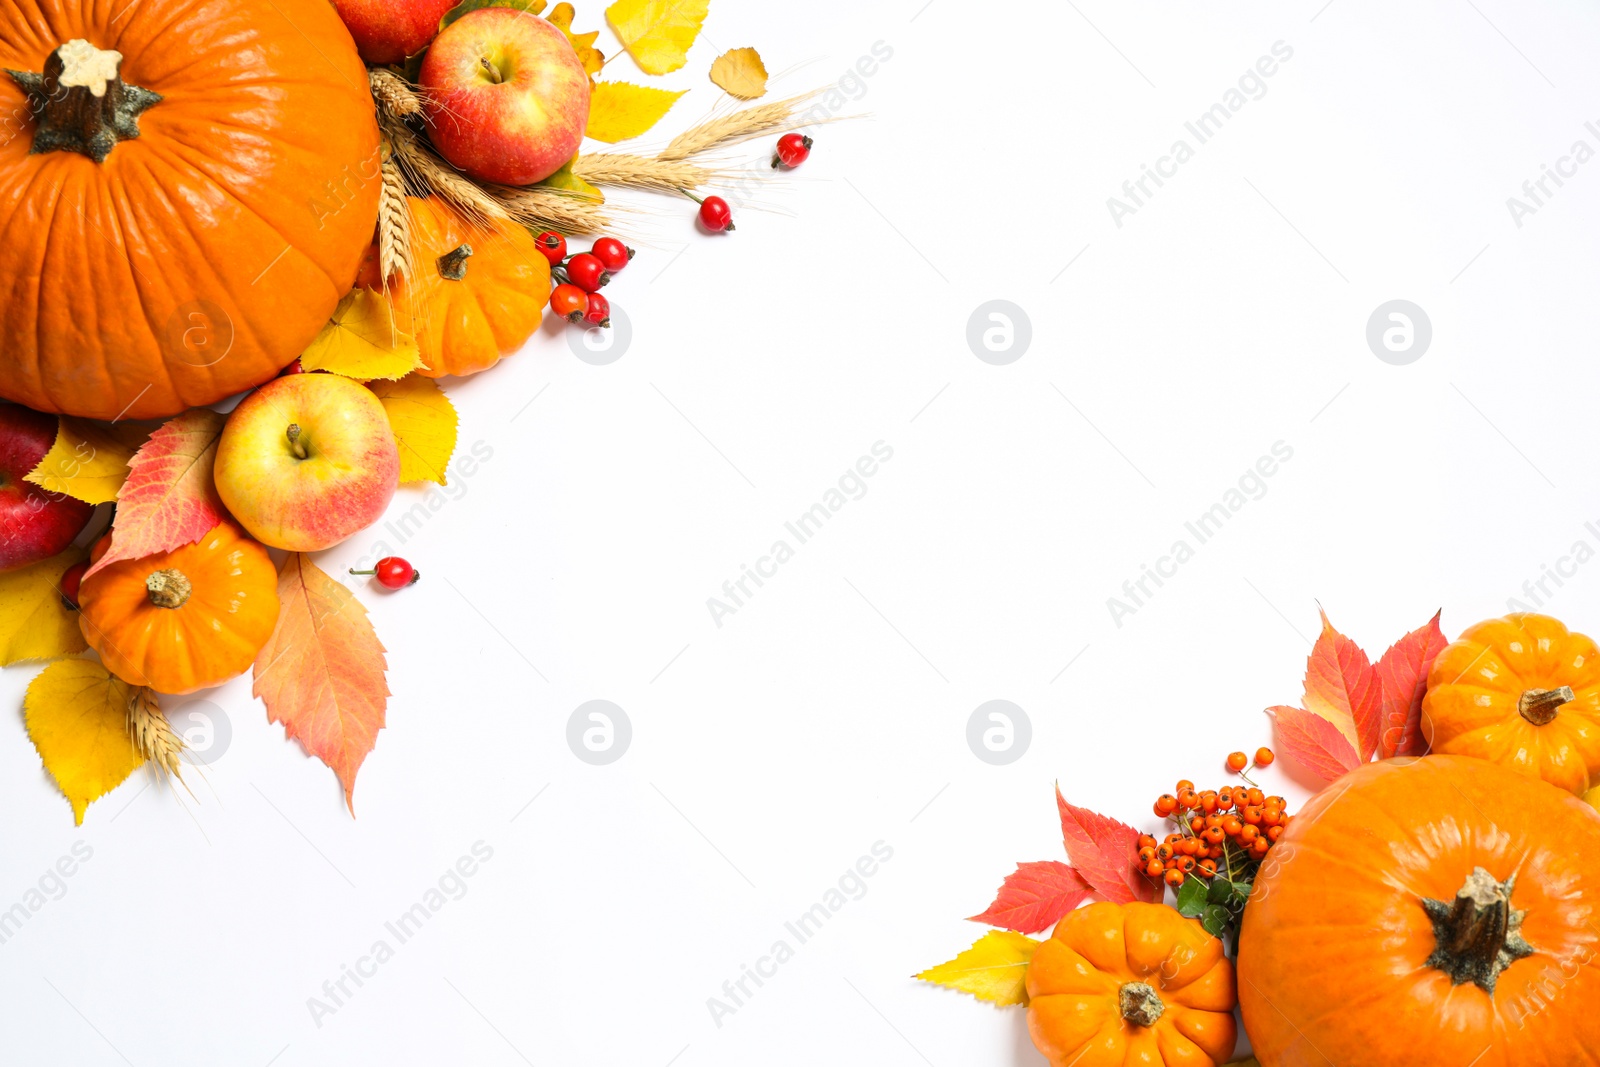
{"left": 0, "top": 546, "right": 89, "bottom": 665}
{"left": 537, "top": 154, "right": 603, "bottom": 200}
{"left": 709, "top": 47, "right": 767, "bottom": 99}
{"left": 605, "top": 0, "right": 708, "bottom": 75}
{"left": 915, "top": 931, "right": 1039, "bottom": 1006}
{"left": 25, "top": 659, "right": 145, "bottom": 825}
{"left": 548, "top": 2, "right": 603, "bottom": 76}
{"left": 370, "top": 374, "right": 459, "bottom": 485}
{"left": 586, "top": 81, "right": 687, "bottom": 143}
{"left": 299, "top": 289, "right": 422, "bottom": 380}
{"left": 25, "top": 417, "right": 154, "bottom": 504}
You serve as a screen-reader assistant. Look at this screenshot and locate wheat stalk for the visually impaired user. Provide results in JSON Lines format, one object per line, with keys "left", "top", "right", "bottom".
{"left": 488, "top": 185, "right": 612, "bottom": 235}
{"left": 573, "top": 153, "right": 714, "bottom": 191}
{"left": 384, "top": 118, "right": 512, "bottom": 225}
{"left": 377, "top": 150, "right": 415, "bottom": 286}
{"left": 658, "top": 90, "right": 828, "bottom": 162}
{"left": 126, "top": 687, "right": 184, "bottom": 780}
{"left": 370, "top": 68, "right": 423, "bottom": 119}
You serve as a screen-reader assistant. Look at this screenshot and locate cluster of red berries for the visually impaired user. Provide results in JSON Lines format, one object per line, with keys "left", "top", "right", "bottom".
{"left": 537, "top": 233, "right": 632, "bottom": 328}
{"left": 1138, "top": 755, "right": 1290, "bottom": 888}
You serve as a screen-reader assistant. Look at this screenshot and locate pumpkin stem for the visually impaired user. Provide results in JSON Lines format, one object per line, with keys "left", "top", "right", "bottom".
{"left": 438, "top": 244, "right": 473, "bottom": 281}
{"left": 1118, "top": 982, "right": 1165, "bottom": 1027}
{"left": 1519, "top": 686, "right": 1573, "bottom": 726}
{"left": 145, "top": 569, "right": 192, "bottom": 609}
{"left": 1422, "top": 867, "right": 1535, "bottom": 995}
{"left": 5, "top": 39, "right": 162, "bottom": 163}
{"left": 286, "top": 423, "right": 308, "bottom": 460}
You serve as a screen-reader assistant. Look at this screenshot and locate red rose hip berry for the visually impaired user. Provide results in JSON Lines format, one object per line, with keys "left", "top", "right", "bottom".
{"left": 582, "top": 292, "right": 611, "bottom": 328}
{"left": 564, "top": 252, "right": 609, "bottom": 291}
{"left": 534, "top": 231, "right": 567, "bottom": 266}
{"left": 350, "top": 557, "right": 420, "bottom": 589}
{"left": 773, "top": 132, "right": 813, "bottom": 168}
{"left": 550, "top": 283, "right": 588, "bottom": 323}
{"left": 697, "top": 195, "right": 734, "bottom": 232}
{"left": 590, "top": 237, "right": 633, "bottom": 273}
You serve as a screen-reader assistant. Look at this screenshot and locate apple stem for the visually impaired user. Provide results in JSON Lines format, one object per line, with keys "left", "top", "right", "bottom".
{"left": 286, "top": 423, "right": 308, "bottom": 460}
{"left": 479, "top": 56, "right": 503, "bottom": 84}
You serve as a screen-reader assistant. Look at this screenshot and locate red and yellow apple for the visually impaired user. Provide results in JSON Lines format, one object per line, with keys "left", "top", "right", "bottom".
{"left": 0, "top": 404, "right": 92, "bottom": 572}
{"left": 419, "top": 7, "right": 590, "bottom": 185}
{"left": 214, "top": 375, "right": 399, "bottom": 552}
{"left": 329, "top": 0, "right": 459, "bottom": 65}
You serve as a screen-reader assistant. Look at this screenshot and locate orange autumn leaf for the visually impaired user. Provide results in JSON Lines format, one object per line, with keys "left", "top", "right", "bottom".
{"left": 1268, "top": 704, "right": 1362, "bottom": 782}
{"left": 1375, "top": 610, "right": 1447, "bottom": 758}
{"left": 253, "top": 554, "right": 389, "bottom": 815}
{"left": 86, "top": 408, "right": 225, "bottom": 580}
{"left": 1302, "top": 609, "right": 1381, "bottom": 760}
{"left": 1056, "top": 788, "right": 1159, "bottom": 904}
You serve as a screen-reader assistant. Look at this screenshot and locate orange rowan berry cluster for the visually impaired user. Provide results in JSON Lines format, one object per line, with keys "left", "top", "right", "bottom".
{"left": 1138, "top": 778, "right": 1291, "bottom": 887}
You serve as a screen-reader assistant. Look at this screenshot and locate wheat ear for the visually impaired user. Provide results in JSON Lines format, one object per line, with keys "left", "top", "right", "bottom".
{"left": 658, "top": 90, "right": 829, "bottom": 162}
{"left": 126, "top": 687, "right": 185, "bottom": 780}
{"left": 377, "top": 149, "right": 415, "bottom": 286}
{"left": 370, "top": 68, "right": 423, "bottom": 119}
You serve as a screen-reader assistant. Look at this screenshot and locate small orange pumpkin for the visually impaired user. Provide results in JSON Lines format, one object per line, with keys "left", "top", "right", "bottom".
{"left": 1238, "top": 755, "right": 1600, "bottom": 1067}
{"left": 1026, "top": 901, "right": 1237, "bottom": 1066}
{"left": 77, "top": 523, "right": 278, "bottom": 694}
{"left": 1423, "top": 613, "right": 1600, "bottom": 793}
{"left": 356, "top": 196, "right": 549, "bottom": 377}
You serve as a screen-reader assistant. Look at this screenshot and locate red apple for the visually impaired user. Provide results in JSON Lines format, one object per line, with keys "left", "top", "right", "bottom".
{"left": 214, "top": 375, "right": 399, "bottom": 552}
{"left": 419, "top": 8, "right": 590, "bottom": 185}
{"left": 329, "top": 0, "right": 459, "bottom": 65}
{"left": 0, "top": 405, "right": 92, "bottom": 572}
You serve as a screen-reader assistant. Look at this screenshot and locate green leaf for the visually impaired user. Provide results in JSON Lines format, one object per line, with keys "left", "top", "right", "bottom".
{"left": 441, "top": 0, "right": 547, "bottom": 31}
{"left": 1201, "top": 904, "right": 1231, "bottom": 937}
{"left": 1207, "top": 877, "right": 1235, "bottom": 905}
{"left": 1175, "top": 877, "right": 1207, "bottom": 918}
{"left": 1230, "top": 879, "right": 1253, "bottom": 907}
{"left": 536, "top": 155, "right": 602, "bottom": 200}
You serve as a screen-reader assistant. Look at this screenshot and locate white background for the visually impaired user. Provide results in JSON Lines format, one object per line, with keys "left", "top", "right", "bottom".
{"left": 5, "top": 0, "right": 1600, "bottom": 1063}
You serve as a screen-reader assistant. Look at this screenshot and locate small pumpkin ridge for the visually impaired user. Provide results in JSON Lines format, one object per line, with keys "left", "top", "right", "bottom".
{"left": 145, "top": 569, "right": 192, "bottom": 609}
{"left": 1118, "top": 982, "right": 1165, "bottom": 1027}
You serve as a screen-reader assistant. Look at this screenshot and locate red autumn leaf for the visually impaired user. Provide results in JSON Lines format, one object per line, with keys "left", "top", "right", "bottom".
{"left": 1303, "top": 609, "right": 1381, "bottom": 762}
{"left": 253, "top": 554, "right": 389, "bottom": 815}
{"left": 1055, "top": 788, "right": 1159, "bottom": 904}
{"left": 1269, "top": 705, "right": 1362, "bottom": 782}
{"left": 968, "top": 861, "right": 1092, "bottom": 933}
{"left": 1375, "top": 610, "right": 1448, "bottom": 758}
{"left": 85, "top": 408, "right": 225, "bottom": 580}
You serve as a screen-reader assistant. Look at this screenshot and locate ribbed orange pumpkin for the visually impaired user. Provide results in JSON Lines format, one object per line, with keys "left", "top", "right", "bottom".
{"left": 0, "top": 0, "right": 380, "bottom": 420}
{"left": 1424, "top": 613, "right": 1600, "bottom": 793}
{"left": 1238, "top": 756, "right": 1600, "bottom": 1067}
{"left": 356, "top": 196, "right": 549, "bottom": 377}
{"left": 1027, "top": 901, "right": 1237, "bottom": 1066}
{"left": 77, "top": 524, "right": 278, "bottom": 694}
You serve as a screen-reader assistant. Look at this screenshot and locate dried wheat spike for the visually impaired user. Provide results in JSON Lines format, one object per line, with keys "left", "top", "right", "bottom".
{"left": 378, "top": 150, "right": 414, "bottom": 285}
{"left": 126, "top": 687, "right": 184, "bottom": 780}
{"left": 370, "top": 68, "right": 423, "bottom": 119}
{"left": 573, "top": 153, "right": 713, "bottom": 191}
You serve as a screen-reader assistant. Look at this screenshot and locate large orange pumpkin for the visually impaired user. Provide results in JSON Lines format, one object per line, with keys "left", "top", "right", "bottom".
{"left": 1026, "top": 901, "right": 1237, "bottom": 1066}
{"left": 356, "top": 196, "right": 549, "bottom": 377}
{"left": 0, "top": 0, "right": 380, "bottom": 420}
{"left": 1238, "top": 755, "right": 1600, "bottom": 1067}
{"left": 77, "top": 523, "right": 278, "bottom": 694}
{"left": 1423, "top": 613, "right": 1600, "bottom": 793}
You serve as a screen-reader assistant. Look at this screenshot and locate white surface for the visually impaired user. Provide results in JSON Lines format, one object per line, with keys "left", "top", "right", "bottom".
{"left": 5, "top": 1, "right": 1600, "bottom": 1063}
